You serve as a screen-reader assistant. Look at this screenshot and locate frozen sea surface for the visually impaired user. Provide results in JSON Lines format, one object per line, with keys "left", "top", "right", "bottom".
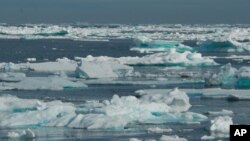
{"left": 0, "top": 24, "right": 250, "bottom": 141}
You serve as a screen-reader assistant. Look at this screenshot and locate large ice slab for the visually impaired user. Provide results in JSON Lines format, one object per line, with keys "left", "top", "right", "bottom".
{"left": 132, "top": 36, "right": 192, "bottom": 53}
{"left": 0, "top": 88, "right": 207, "bottom": 130}
{"left": 135, "top": 88, "right": 250, "bottom": 101}
{"left": 7, "top": 129, "right": 36, "bottom": 139}
{"left": 0, "top": 75, "right": 87, "bottom": 91}
{"left": 82, "top": 48, "right": 218, "bottom": 66}
{"left": 0, "top": 72, "right": 26, "bottom": 82}
{"left": 75, "top": 60, "right": 134, "bottom": 79}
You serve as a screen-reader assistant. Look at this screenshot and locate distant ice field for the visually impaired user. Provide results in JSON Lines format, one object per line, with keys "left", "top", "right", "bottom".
{"left": 0, "top": 24, "right": 250, "bottom": 141}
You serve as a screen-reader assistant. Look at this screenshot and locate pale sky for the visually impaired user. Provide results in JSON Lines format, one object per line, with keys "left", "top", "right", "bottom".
{"left": 0, "top": 0, "right": 249, "bottom": 24}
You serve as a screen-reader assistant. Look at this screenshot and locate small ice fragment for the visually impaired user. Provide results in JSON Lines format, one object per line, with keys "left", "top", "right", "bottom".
{"left": 7, "top": 128, "right": 36, "bottom": 139}
{"left": 26, "top": 58, "right": 36, "bottom": 62}
{"left": 159, "top": 135, "right": 187, "bottom": 141}
{"left": 129, "top": 138, "right": 142, "bottom": 141}
{"left": 201, "top": 135, "right": 215, "bottom": 140}
{"left": 206, "top": 109, "right": 233, "bottom": 116}
{"left": 147, "top": 127, "right": 172, "bottom": 133}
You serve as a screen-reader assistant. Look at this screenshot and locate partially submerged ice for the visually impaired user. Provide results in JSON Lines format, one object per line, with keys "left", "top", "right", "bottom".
{"left": 132, "top": 36, "right": 193, "bottom": 53}
{"left": 0, "top": 72, "right": 26, "bottom": 82}
{"left": 147, "top": 127, "right": 172, "bottom": 134}
{"left": 0, "top": 74, "right": 87, "bottom": 90}
{"left": 201, "top": 116, "right": 233, "bottom": 139}
{"left": 83, "top": 48, "right": 218, "bottom": 67}
{"left": 0, "top": 88, "right": 207, "bottom": 129}
{"left": 159, "top": 135, "right": 187, "bottom": 141}
{"left": 204, "top": 63, "right": 250, "bottom": 88}
{"left": 7, "top": 129, "right": 36, "bottom": 139}
{"left": 136, "top": 88, "right": 250, "bottom": 101}
{"left": 228, "top": 29, "right": 250, "bottom": 52}
{"left": 75, "top": 60, "right": 134, "bottom": 79}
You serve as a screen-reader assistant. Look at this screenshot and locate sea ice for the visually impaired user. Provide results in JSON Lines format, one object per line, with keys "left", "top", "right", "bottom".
{"left": 132, "top": 36, "right": 192, "bottom": 53}
{"left": 129, "top": 138, "right": 142, "bottom": 141}
{"left": 7, "top": 129, "right": 36, "bottom": 139}
{"left": 204, "top": 63, "right": 250, "bottom": 88}
{"left": 82, "top": 48, "right": 218, "bottom": 66}
{"left": 0, "top": 72, "right": 26, "bottom": 82}
{"left": 201, "top": 116, "right": 233, "bottom": 139}
{"left": 135, "top": 88, "right": 250, "bottom": 101}
{"left": 206, "top": 109, "right": 233, "bottom": 116}
{"left": 0, "top": 88, "right": 206, "bottom": 129}
{"left": 159, "top": 135, "right": 187, "bottom": 141}
{"left": 75, "top": 60, "right": 134, "bottom": 78}
{"left": 0, "top": 75, "right": 87, "bottom": 90}
{"left": 147, "top": 127, "right": 172, "bottom": 133}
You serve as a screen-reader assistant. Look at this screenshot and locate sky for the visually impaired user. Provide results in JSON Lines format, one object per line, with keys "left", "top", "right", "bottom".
{"left": 0, "top": 0, "right": 249, "bottom": 24}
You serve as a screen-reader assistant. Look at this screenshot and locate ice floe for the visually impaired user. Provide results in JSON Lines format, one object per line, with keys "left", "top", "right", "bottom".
{"left": 75, "top": 60, "right": 134, "bottom": 79}
{"left": 0, "top": 72, "right": 26, "bottom": 82}
{"left": 135, "top": 88, "right": 250, "bottom": 101}
{"left": 206, "top": 109, "right": 233, "bottom": 116}
{"left": 201, "top": 116, "right": 233, "bottom": 139}
{"left": 132, "top": 36, "right": 192, "bottom": 53}
{"left": 147, "top": 127, "right": 172, "bottom": 134}
{"left": 204, "top": 63, "right": 250, "bottom": 88}
{"left": 0, "top": 75, "right": 87, "bottom": 90}
{"left": 7, "top": 129, "right": 36, "bottom": 139}
{"left": 0, "top": 88, "right": 206, "bottom": 129}
{"left": 82, "top": 48, "right": 218, "bottom": 66}
{"left": 159, "top": 135, "right": 187, "bottom": 141}
{"left": 129, "top": 138, "right": 142, "bottom": 141}
{"left": 228, "top": 29, "right": 250, "bottom": 51}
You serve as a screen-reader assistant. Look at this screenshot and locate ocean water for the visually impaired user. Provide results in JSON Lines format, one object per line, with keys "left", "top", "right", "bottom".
{"left": 0, "top": 24, "right": 250, "bottom": 141}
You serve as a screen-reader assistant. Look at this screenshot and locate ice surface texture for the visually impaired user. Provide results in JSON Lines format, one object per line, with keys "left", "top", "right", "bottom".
{"left": 0, "top": 88, "right": 206, "bottom": 129}
{"left": 205, "top": 63, "right": 250, "bottom": 88}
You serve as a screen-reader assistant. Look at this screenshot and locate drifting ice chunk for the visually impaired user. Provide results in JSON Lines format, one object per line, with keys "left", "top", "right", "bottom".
{"left": 7, "top": 128, "right": 36, "bottom": 139}
{"left": 206, "top": 109, "right": 233, "bottom": 116}
{"left": 237, "top": 67, "right": 250, "bottom": 78}
{"left": 204, "top": 63, "right": 237, "bottom": 87}
{"left": 0, "top": 88, "right": 206, "bottom": 130}
{"left": 0, "top": 58, "right": 77, "bottom": 73}
{"left": 132, "top": 36, "right": 192, "bottom": 53}
{"left": 201, "top": 116, "right": 233, "bottom": 139}
{"left": 68, "top": 88, "right": 206, "bottom": 129}
{"left": 126, "top": 48, "right": 217, "bottom": 66}
{"left": 0, "top": 95, "right": 76, "bottom": 127}
{"left": 140, "top": 88, "right": 191, "bottom": 112}
{"left": 0, "top": 76, "right": 87, "bottom": 90}
{"left": 26, "top": 58, "right": 36, "bottom": 62}
{"left": 0, "top": 72, "right": 26, "bottom": 82}
{"left": 129, "top": 138, "right": 142, "bottom": 141}
{"left": 204, "top": 63, "right": 250, "bottom": 88}
{"left": 147, "top": 127, "right": 172, "bottom": 133}
{"left": 76, "top": 60, "right": 133, "bottom": 78}
{"left": 210, "top": 116, "right": 233, "bottom": 138}
{"left": 29, "top": 57, "right": 77, "bottom": 72}
{"left": 201, "top": 135, "right": 215, "bottom": 140}
{"left": 81, "top": 49, "right": 217, "bottom": 67}
{"left": 159, "top": 135, "right": 187, "bottom": 141}
{"left": 0, "top": 62, "right": 22, "bottom": 72}
{"left": 228, "top": 29, "right": 250, "bottom": 51}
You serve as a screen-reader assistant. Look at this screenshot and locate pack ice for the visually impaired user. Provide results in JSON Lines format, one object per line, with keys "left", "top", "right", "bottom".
{"left": 0, "top": 88, "right": 207, "bottom": 129}
{"left": 82, "top": 48, "right": 218, "bottom": 66}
